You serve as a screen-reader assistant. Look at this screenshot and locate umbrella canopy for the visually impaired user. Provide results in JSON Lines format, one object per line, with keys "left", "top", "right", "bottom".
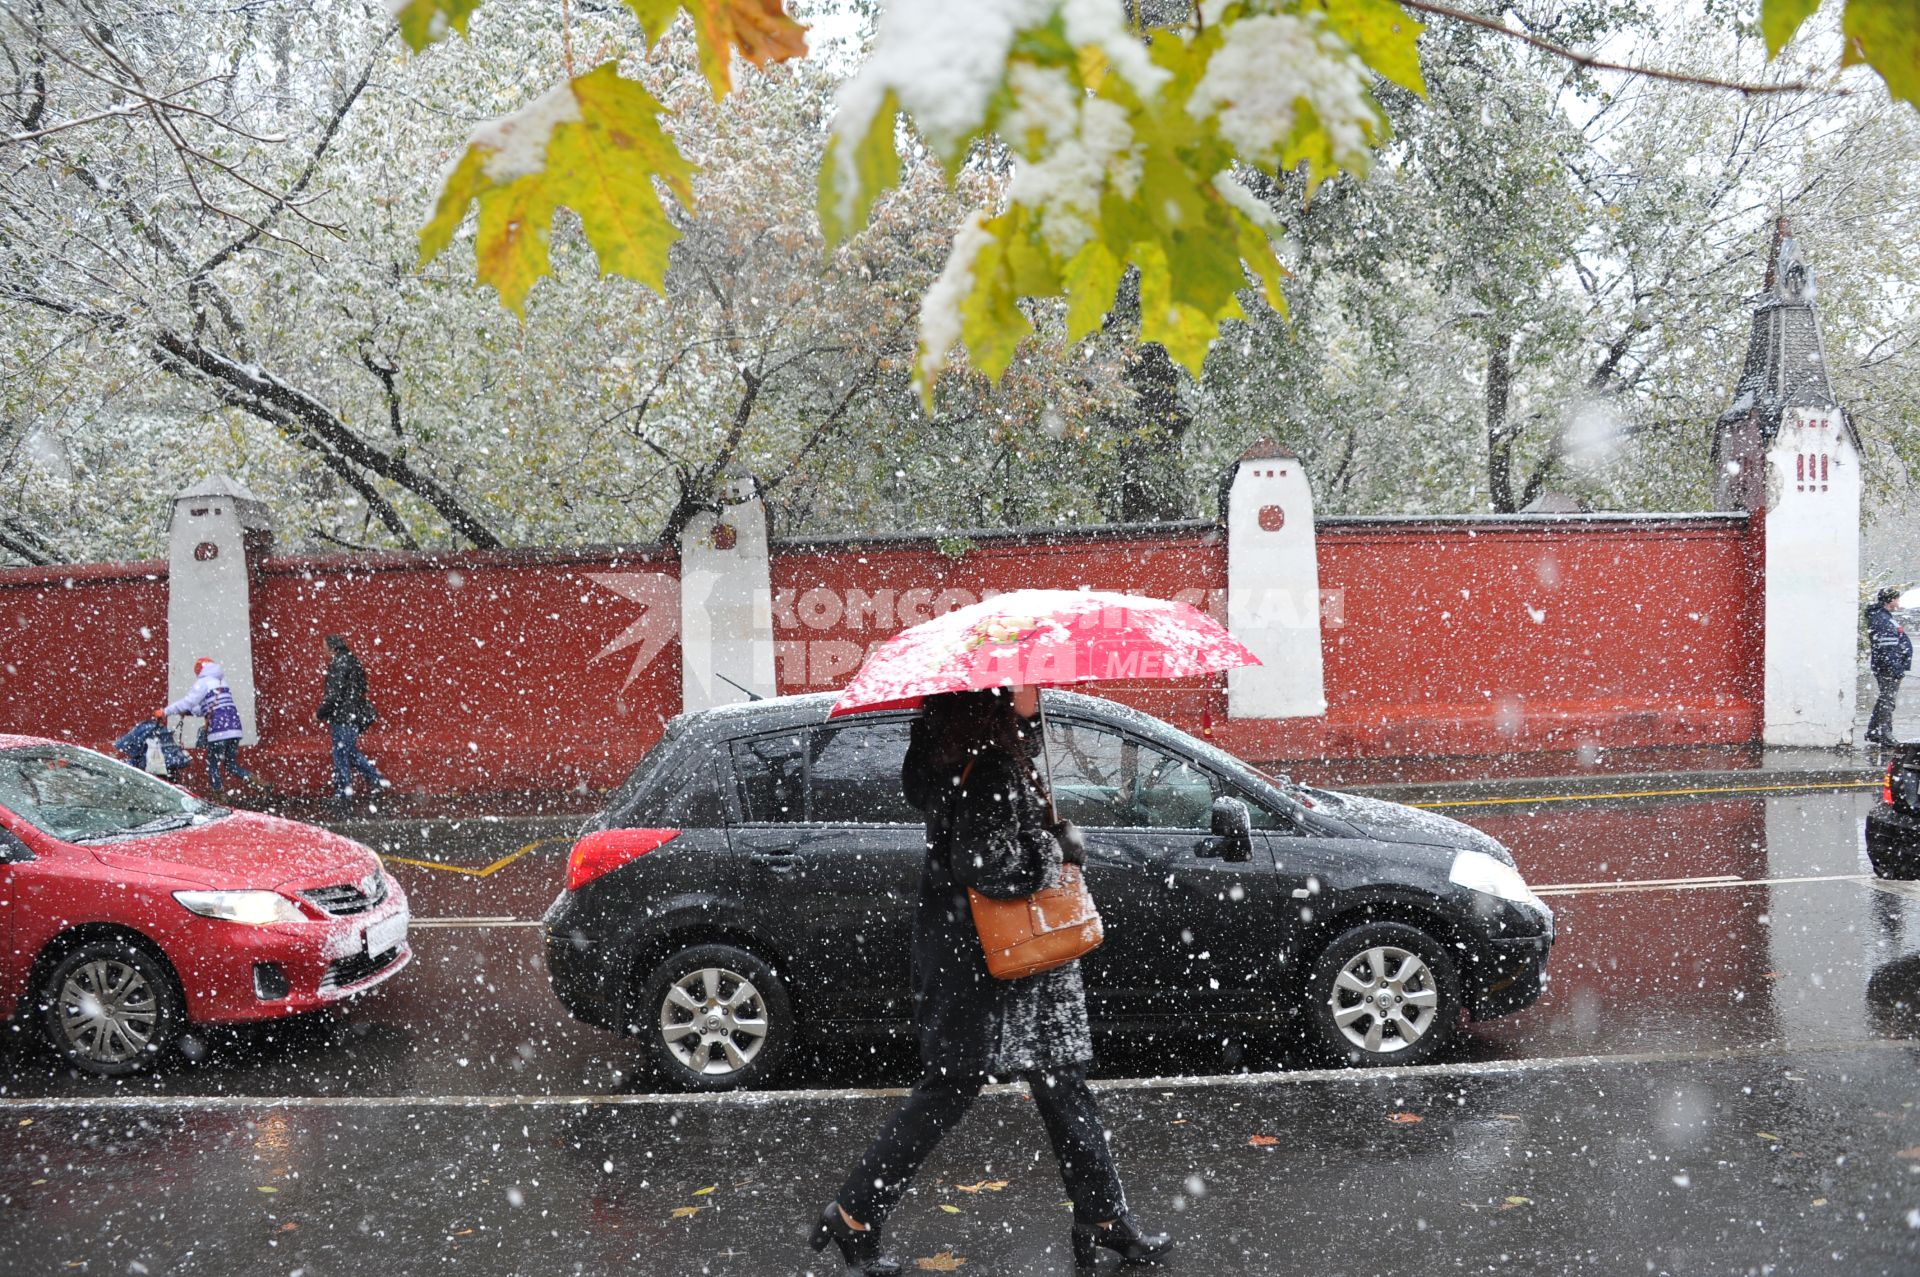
{"left": 829, "top": 588, "right": 1260, "bottom": 717}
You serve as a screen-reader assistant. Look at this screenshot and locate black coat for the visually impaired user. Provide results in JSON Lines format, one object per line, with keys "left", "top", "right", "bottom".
{"left": 901, "top": 724, "right": 1093, "bottom": 1077}
{"left": 318, "top": 651, "right": 377, "bottom": 728}
{"left": 1868, "top": 605, "right": 1913, "bottom": 679}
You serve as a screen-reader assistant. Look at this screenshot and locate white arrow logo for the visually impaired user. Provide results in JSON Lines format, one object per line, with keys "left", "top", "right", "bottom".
{"left": 586, "top": 572, "right": 679, "bottom": 694}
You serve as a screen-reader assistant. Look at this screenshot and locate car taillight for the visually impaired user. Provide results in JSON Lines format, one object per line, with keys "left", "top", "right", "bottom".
{"left": 566, "top": 828, "right": 679, "bottom": 891}
{"left": 1889, "top": 764, "right": 1898, "bottom": 807}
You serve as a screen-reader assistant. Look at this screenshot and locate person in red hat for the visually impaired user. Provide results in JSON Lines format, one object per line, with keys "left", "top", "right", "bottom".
{"left": 158, "top": 657, "right": 255, "bottom": 793}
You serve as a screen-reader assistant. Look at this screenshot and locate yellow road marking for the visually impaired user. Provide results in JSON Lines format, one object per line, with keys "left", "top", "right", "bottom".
{"left": 382, "top": 837, "right": 555, "bottom": 878}
{"left": 1414, "top": 779, "right": 1880, "bottom": 809}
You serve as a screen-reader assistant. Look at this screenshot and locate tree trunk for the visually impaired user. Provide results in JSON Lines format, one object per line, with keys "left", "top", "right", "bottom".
{"left": 1107, "top": 341, "right": 1193, "bottom": 522}
{"left": 1485, "top": 329, "right": 1518, "bottom": 513}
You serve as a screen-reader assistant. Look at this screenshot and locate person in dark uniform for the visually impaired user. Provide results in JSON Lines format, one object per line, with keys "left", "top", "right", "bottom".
{"left": 809, "top": 686, "right": 1171, "bottom": 1274}
{"left": 1866, "top": 587, "right": 1913, "bottom": 745}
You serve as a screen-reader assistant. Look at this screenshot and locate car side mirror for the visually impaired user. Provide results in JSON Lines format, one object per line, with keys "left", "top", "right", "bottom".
{"left": 0, "top": 826, "right": 35, "bottom": 864}
{"left": 1206, "top": 797, "right": 1253, "bottom": 863}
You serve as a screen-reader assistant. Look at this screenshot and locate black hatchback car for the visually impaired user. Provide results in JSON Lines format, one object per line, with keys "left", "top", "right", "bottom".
{"left": 1866, "top": 742, "right": 1920, "bottom": 879}
{"left": 544, "top": 691, "right": 1555, "bottom": 1091}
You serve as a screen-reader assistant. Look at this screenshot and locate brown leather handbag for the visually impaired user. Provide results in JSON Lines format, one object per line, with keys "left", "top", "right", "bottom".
{"left": 954, "top": 757, "right": 1104, "bottom": 980}
{"left": 968, "top": 864, "right": 1104, "bottom": 980}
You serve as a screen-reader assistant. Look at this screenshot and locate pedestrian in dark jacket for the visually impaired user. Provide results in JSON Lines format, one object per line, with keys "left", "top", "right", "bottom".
{"left": 810, "top": 686, "right": 1171, "bottom": 1275}
{"left": 318, "top": 635, "right": 388, "bottom": 809}
{"left": 1866, "top": 587, "right": 1913, "bottom": 745}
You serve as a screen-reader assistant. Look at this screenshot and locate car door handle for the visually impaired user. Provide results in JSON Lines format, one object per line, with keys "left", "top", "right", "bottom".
{"left": 751, "top": 853, "right": 798, "bottom": 874}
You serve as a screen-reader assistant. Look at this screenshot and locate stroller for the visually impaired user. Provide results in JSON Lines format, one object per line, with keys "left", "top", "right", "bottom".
{"left": 114, "top": 719, "right": 192, "bottom": 776}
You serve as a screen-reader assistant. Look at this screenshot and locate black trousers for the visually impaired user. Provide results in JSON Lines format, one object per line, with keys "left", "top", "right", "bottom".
{"left": 1869, "top": 673, "right": 1902, "bottom": 741}
{"left": 835, "top": 1065, "right": 1126, "bottom": 1228}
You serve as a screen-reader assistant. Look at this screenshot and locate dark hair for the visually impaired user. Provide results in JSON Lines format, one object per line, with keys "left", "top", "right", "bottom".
{"left": 325, "top": 634, "right": 349, "bottom": 653}
{"left": 901, "top": 689, "right": 1042, "bottom": 812}
{"left": 1879, "top": 586, "right": 1904, "bottom": 605}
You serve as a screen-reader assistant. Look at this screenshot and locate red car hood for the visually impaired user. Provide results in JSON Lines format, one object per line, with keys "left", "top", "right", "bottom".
{"left": 92, "top": 811, "right": 378, "bottom": 891}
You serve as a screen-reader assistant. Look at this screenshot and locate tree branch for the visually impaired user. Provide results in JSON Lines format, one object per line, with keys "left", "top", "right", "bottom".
{"left": 1399, "top": 0, "right": 1849, "bottom": 98}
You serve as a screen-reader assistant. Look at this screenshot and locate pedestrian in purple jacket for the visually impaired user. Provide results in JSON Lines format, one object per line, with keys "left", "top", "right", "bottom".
{"left": 159, "top": 657, "right": 254, "bottom": 793}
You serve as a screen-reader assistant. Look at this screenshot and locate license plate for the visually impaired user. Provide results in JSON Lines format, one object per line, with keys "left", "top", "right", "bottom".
{"left": 365, "top": 908, "right": 408, "bottom": 957}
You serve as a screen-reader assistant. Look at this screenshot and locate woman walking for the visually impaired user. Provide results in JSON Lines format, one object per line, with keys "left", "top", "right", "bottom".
{"left": 810, "top": 685, "right": 1172, "bottom": 1274}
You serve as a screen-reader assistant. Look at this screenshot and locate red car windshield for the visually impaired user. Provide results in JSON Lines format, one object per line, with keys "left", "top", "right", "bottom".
{"left": 0, "top": 745, "right": 217, "bottom": 843}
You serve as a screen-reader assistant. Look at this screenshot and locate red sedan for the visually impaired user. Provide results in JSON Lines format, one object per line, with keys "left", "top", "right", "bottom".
{"left": 0, "top": 735, "right": 410, "bottom": 1075}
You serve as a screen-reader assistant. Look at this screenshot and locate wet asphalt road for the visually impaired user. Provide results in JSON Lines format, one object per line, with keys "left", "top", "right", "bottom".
{"left": 3, "top": 787, "right": 1919, "bottom": 1274}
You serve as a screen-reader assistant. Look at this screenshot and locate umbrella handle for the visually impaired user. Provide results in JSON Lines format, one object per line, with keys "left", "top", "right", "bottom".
{"left": 1037, "top": 696, "right": 1058, "bottom": 826}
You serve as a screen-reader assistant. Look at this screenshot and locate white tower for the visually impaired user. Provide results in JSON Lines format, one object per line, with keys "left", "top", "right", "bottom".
{"left": 167, "top": 477, "right": 272, "bottom": 745}
{"left": 1712, "top": 220, "right": 1863, "bottom": 747}
{"left": 1225, "top": 441, "right": 1327, "bottom": 719}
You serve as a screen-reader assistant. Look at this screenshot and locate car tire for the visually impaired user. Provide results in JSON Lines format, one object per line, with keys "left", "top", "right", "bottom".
{"left": 37, "top": 936, "right": 184, "bottom": 1077}
{"left": 639, "top": 943, "right": 792, "bottom": 1092}
{"left": 1307, "top": 921, "right": 1461, "bottom": 1067}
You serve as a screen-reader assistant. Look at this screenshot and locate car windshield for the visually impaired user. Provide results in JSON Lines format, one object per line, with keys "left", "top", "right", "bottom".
{"left": 0, "top": 745, "right": 221, "bottom": 843}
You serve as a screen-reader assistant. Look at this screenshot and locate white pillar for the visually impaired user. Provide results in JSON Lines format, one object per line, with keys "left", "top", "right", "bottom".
{"left": 1225, "top": 443, "right": 1327, "bottom": 719}
{"left": 680, "top": 476, "right": 776, "bottom": 710}
{"left": 167, "top": 477, "right": 271, "bottom": 745}
{"left": 1763, "top": 407, "right": 1862, "bottom": 746}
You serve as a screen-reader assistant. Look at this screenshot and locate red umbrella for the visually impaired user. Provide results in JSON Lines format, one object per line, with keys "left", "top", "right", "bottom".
{"left": 829, "top": 588, "right": 1259, "bottom": 717}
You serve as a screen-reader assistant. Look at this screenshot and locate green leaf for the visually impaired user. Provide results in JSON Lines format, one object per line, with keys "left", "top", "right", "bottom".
{"left": 1063, "top": 240, "right": 1123, "bottom": 342}
{"left": 417, "top": 63, "right": 694, "bottom": 315}
{"left": 818, "top": 90, "right": 901, "bottom": 246}
{"left": 1760, "top": 0, "right": 1821, "bottom": 58}
{"left": 391, "top": 0, "right": 487, "bottom": 52}
{"left": 1840, "top": 0, "right": 1920, "bottom": 109}
{"left": 1316, "top": 0, "right": 1426, "bottom": 96}
{"left": 623, "top": 0, "right": 809, "bottom": 98}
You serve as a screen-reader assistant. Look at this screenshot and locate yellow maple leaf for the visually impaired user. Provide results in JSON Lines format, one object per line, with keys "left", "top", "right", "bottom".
{"left": 419, "top": 63, "right": 694, "bottom": 315}
{"left": 915, "top": 1253, "right": 966, "bottom": 1272}
{"left": 625, "top": 0, "right": 808, "bottom": 98}
{"left": 671, "top": 1205, "right": 703, "bottom": 1219}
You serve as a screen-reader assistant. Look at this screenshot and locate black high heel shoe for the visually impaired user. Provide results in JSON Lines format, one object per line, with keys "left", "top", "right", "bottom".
{"left": 808, "top": 1202, "right": 901, "bottom": 1276}
{"left": 1071, "top": 1213, "right": 1174, "bottom": 1268}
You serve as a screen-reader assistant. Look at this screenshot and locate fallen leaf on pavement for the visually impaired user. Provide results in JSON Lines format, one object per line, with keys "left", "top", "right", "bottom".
{"left": 1386, "top": 1112, "right": 1423, "bottom": 1125}
{"left": 953, "top": 1180, "right": 1008, "bottom": 1193}
{"left": 257, "top": 1186, "right": 279, "bottom": 1194}
{"left": 938, "top": 1204, "right": 962, "bottom": 1214}
{"left": 1756, "top": 1132, "right": 1780, "bottom": 1142}
{"left": 693, "top": 1185, "right": 717, "bottom": 1195}
{"left": 1248, "top": 1135, "right": 1278, "bottom": 1146}
{"left": 1499, "top": 1196, "right": 1531, "bottom": 1210}
{"left": 1895, "top": 1147, "right": 1920, "bottom": 1160}
{"left": 671, "top": 1206, "right": 703, "bottom": 1219}
{"left": 916, "top": 1253, "right": 966, "bottom": 1272}
{"left": 1811, "top": 1198, "right": 1828, "bottom": 1207}
{"left": 279, "top": 1222, "right": 299, "bottom": 1233}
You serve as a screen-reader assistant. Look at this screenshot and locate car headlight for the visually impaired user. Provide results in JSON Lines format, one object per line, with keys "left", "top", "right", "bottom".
{"left": 173, "top": 889, "right": 305, "bottom": 926}
{"left": 1449, "top": 849, "right": 1546, "bottom": 911}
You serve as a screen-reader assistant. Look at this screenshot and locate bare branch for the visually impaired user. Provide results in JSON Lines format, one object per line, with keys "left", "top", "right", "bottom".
{"left": 1400, "top": 0, "right": 1850, "bottom": 98}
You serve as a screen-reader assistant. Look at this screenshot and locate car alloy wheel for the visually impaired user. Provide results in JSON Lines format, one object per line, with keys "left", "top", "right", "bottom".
{"left": 1309, "top": 921, "right": 1460, "bottom": 1066}
{"left": 640, "top": 943, "right": 792, "bottom": 1091}
{"left": 661, "top": 965, "right": 769, "bottom": 1074}
{"left": 39, "top": 940, "right": 182, "bottom": 1076}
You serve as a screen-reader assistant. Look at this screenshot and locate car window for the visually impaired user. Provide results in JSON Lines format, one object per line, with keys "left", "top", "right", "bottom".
{"left": 0, "top": 746, "right": 212, "bottom": 843}
{"left": 645, "top": 751, "right": 726, "bottom": 828}
{"left": 808, "top": 721, "right": 919, "bottom": 825}
{"left": 1046, "top": 720, "right": 1292, "bottom": 832}
{"left": 1043, "top": 721, "right": 1210, "bottom": 830}
{"left": 731, "top": 733, "right": 807, "bottom": 823}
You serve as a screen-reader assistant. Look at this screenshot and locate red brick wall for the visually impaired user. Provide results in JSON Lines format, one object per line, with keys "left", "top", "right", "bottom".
{"left": 247, "top": 547, "right": 679, "bottom": 795}
{"left": 0, "top": 563, "right": 169, "bottom": 750}
{"left": 0, "top": 511, "right": 1760, "bottom": 792}
{"left": 770, "top": 513, "right": 1762, "bottom": 766}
